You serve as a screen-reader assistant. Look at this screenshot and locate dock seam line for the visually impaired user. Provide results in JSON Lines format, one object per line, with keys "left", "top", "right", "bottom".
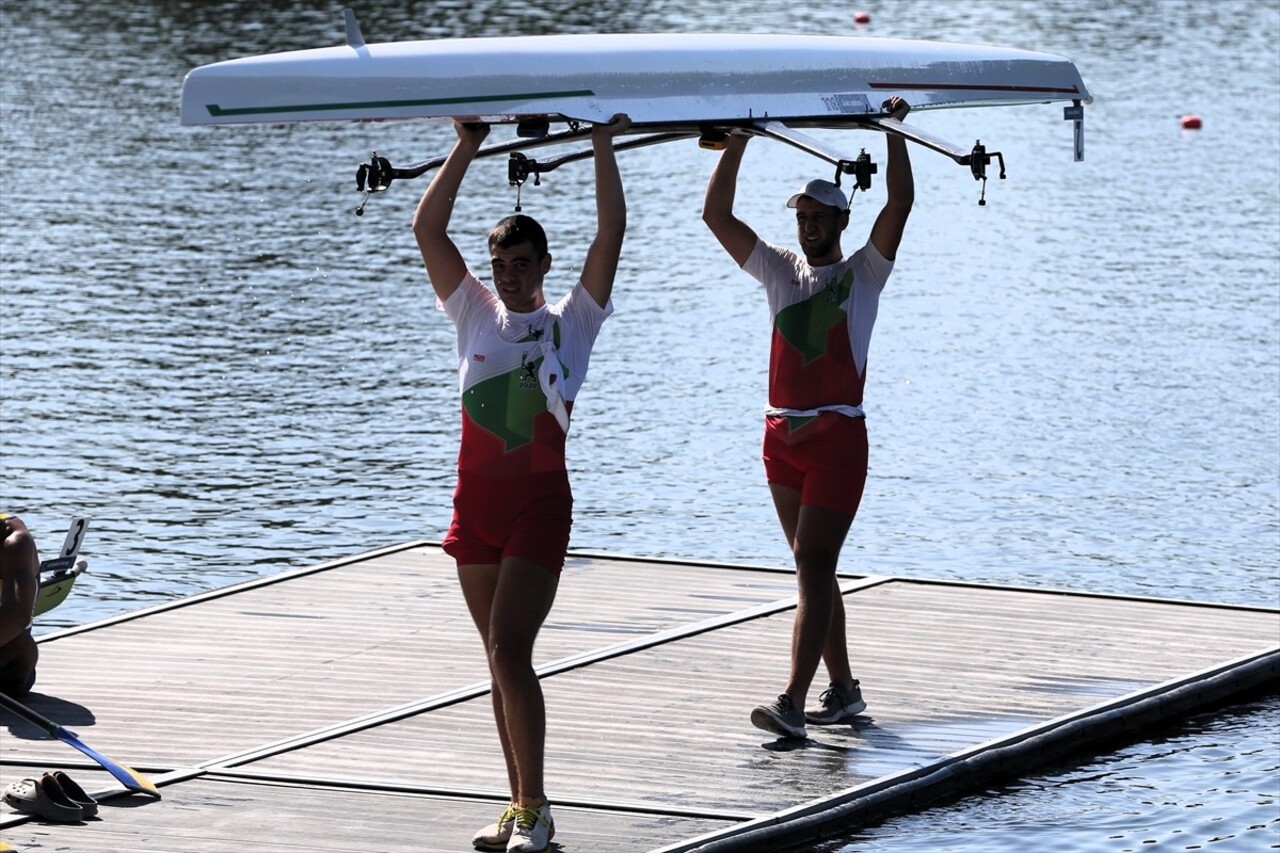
{"left": 197, "top": 575, "right": 893, "bottom": 770}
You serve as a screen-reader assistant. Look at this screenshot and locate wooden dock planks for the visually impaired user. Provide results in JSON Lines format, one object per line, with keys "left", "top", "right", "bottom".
{"left": 2, "top": 544, "right": 1276, "bottom": 852}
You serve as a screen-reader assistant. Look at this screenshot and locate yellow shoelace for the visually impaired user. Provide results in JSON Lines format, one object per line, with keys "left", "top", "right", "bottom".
{"left": 511, "top": 804, "right": 550, "bottom": 830}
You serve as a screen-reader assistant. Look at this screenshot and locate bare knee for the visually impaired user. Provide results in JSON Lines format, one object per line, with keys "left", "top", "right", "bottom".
{"left": 793, "top": 544, "right": 839, "bottom": 578}
{"left": 487, "top": 636, "right": 534, "bottom": 683}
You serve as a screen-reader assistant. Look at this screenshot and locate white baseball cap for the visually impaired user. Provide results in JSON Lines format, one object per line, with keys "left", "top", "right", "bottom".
{"left": 785, "top": 179, "right": 849, "bottom": 211}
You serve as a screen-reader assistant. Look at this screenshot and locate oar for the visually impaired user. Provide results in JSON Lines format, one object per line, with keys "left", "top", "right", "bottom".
{"left": 0, "top": 692, "right": 160, "bottom": 798}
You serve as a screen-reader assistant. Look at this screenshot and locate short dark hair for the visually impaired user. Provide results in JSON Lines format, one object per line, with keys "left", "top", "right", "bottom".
{"left": 488, "top": 214, "right": 548, "bottom": 259}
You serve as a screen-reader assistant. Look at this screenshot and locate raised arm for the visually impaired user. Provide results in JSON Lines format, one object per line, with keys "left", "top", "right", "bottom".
{"left": 701, "top": 133, "right": 760, "bottom": 267}
{"left": 412, "top": 122, "right": 490, "bottom": 304}
{"left": 579, "top": 114, "right": 631, "bottom": 309}
{"left": 868, "top": 97, "right": 915, "bottom": 262}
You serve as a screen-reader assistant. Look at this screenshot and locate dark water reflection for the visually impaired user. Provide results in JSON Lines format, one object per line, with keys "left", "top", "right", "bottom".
{"left": 2, "top": 1, "right": 1277, "bottom": 851}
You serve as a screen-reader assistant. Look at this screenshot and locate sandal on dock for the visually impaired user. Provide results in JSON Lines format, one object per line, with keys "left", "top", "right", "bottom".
{"left": 2, "top": 774, "right": 85, "bottom": 823}
{"left": 48, "top": 771, "right": 98, "bottom": 818}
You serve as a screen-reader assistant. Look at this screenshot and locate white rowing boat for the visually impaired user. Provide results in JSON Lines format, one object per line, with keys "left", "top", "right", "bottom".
{"left": 181, "top": 26, "right": 1090, "bottom": 129}
{"left": 180, "top": 11, "right": 1091, "bottom": 211}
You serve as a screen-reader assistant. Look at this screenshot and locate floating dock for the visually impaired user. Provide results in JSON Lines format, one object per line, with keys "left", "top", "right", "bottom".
{"left": 2, "top": 543, "right": 1276, "bottom": 852}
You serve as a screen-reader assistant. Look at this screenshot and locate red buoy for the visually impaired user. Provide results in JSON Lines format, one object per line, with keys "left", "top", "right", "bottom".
{"left": 1180, "top": 114, "right": 1202, "bottom": 130}
{"left": 854, "top": 11, "right": 872, "bottom": 24}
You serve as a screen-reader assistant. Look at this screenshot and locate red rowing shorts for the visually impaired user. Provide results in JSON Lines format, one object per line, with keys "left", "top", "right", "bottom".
{"left": 762, "top": 413, "right": 868, "bottom": 517}
{"left": 443, "top": 471, "right": 573, "bottom": 574}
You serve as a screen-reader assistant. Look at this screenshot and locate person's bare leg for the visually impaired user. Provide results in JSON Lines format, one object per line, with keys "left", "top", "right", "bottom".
{"left": 457, "top": 563, "right": 519, "bottom": 800}
{"left": 769, "top": 485, "right": 852, "bottom": 704}
{"left": 771, "top": 484, "right": 802, "bottom": 549}
{"left": 487, "top": 556, "right": 559, "bottom": 805}
{"left": 822, "top": 582, "right": 855, "bottom": 689}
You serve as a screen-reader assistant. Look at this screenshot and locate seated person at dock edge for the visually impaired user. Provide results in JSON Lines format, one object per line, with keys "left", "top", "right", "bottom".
{"left": 0, "top": 512, "right": 41, "bottom": 696}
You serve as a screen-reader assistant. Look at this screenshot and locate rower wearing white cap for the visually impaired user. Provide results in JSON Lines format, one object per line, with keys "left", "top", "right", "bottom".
{"left": 702, "top": 96, "right": 915, "bottom": 740}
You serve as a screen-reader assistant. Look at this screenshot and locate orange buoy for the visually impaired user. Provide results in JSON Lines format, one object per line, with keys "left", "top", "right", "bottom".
{"left": 854, "top": 11, "right": 872, "bottom": 24}
{"left": 1180, "top": 114, "right": 1202, "bottom": 130}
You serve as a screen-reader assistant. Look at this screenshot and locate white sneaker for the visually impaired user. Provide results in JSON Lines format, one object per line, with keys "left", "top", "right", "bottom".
{"left": 506, "top": 802, "right": 554, "bottom": 853}
{"left": 471, "top": 804, "right": 516, "bottom": 851}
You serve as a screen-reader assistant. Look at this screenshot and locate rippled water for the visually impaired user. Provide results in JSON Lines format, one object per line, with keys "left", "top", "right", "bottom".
{"left": 816, "top": 696, "right": 1280, "bottom": 853}
{"left": 2, "top": 1, "right": 1277, "bottom": 850}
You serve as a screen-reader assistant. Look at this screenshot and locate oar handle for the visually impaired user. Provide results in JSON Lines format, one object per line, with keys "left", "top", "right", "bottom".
{"left": 0, "top": 690, "right": 62, "bottom": 737}
{"left": 0, "top": 691, "right": 161, "bottom": 799}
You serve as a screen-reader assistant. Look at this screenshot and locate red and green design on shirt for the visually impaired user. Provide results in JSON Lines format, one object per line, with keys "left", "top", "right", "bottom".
{"left": 443, "top": 273, "right": 610, "bottom": 480}
{"left": 768, "top": 265, "right": 866, "bottom": 410}
{"left": 772, "top": 268, "right": 854, "bottom": 364}
{"left": 457, "top": 323, "right": 575, "bottom": 477}
{"left": 460, "top": 324, "right": 563, "bottom": 452}
{"left": 458, "top": 401, "right": 572, "bottom": 478}
{"left": 744, "top": 239, "right": 893, "bottom": 413}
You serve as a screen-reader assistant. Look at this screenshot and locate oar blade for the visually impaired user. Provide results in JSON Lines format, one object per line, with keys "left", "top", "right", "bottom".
{"left": 0, "top": 692, "right": 161, "bottom": 799}
{"left": 60, "top": 728, "right": 161, "bottom": 798}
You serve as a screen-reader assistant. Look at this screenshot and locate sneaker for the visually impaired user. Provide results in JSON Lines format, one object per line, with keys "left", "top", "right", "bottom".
{"left": 750, "top": 693, "right": 807, "bottom": 739}
{"left": 471, "top": 804, "right": 516, "bottom": 851}
{"left": 506, "top": 802, "right": 554, "bottom": 853}
{"left": 805, "top": 680, "right": 868, "bottom": 725}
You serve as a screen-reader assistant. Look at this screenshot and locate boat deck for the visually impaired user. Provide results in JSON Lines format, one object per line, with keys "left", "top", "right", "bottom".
{"left": 1, "top": 543, "right": 1276, "bottom": 852}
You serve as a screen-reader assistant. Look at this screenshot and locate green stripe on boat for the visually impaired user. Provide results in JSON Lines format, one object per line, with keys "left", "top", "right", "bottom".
{"left": 206, "top": 89, "right": 596, "bottom": 117}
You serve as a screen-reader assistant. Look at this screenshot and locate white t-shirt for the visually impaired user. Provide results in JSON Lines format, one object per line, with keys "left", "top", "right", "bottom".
{"left": 742, "top": 238, "right": 893, "bottom": 414}
{"left": 441, "top": 272, "right": 612, "bottom": 475}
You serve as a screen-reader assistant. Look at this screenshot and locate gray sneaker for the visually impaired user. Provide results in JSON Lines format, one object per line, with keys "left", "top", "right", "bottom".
{"left": 750, "top": 694, "right": 807, "bottom": 738}
{"left": 805, "top": 680, "right": 867, "bottom": 725}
